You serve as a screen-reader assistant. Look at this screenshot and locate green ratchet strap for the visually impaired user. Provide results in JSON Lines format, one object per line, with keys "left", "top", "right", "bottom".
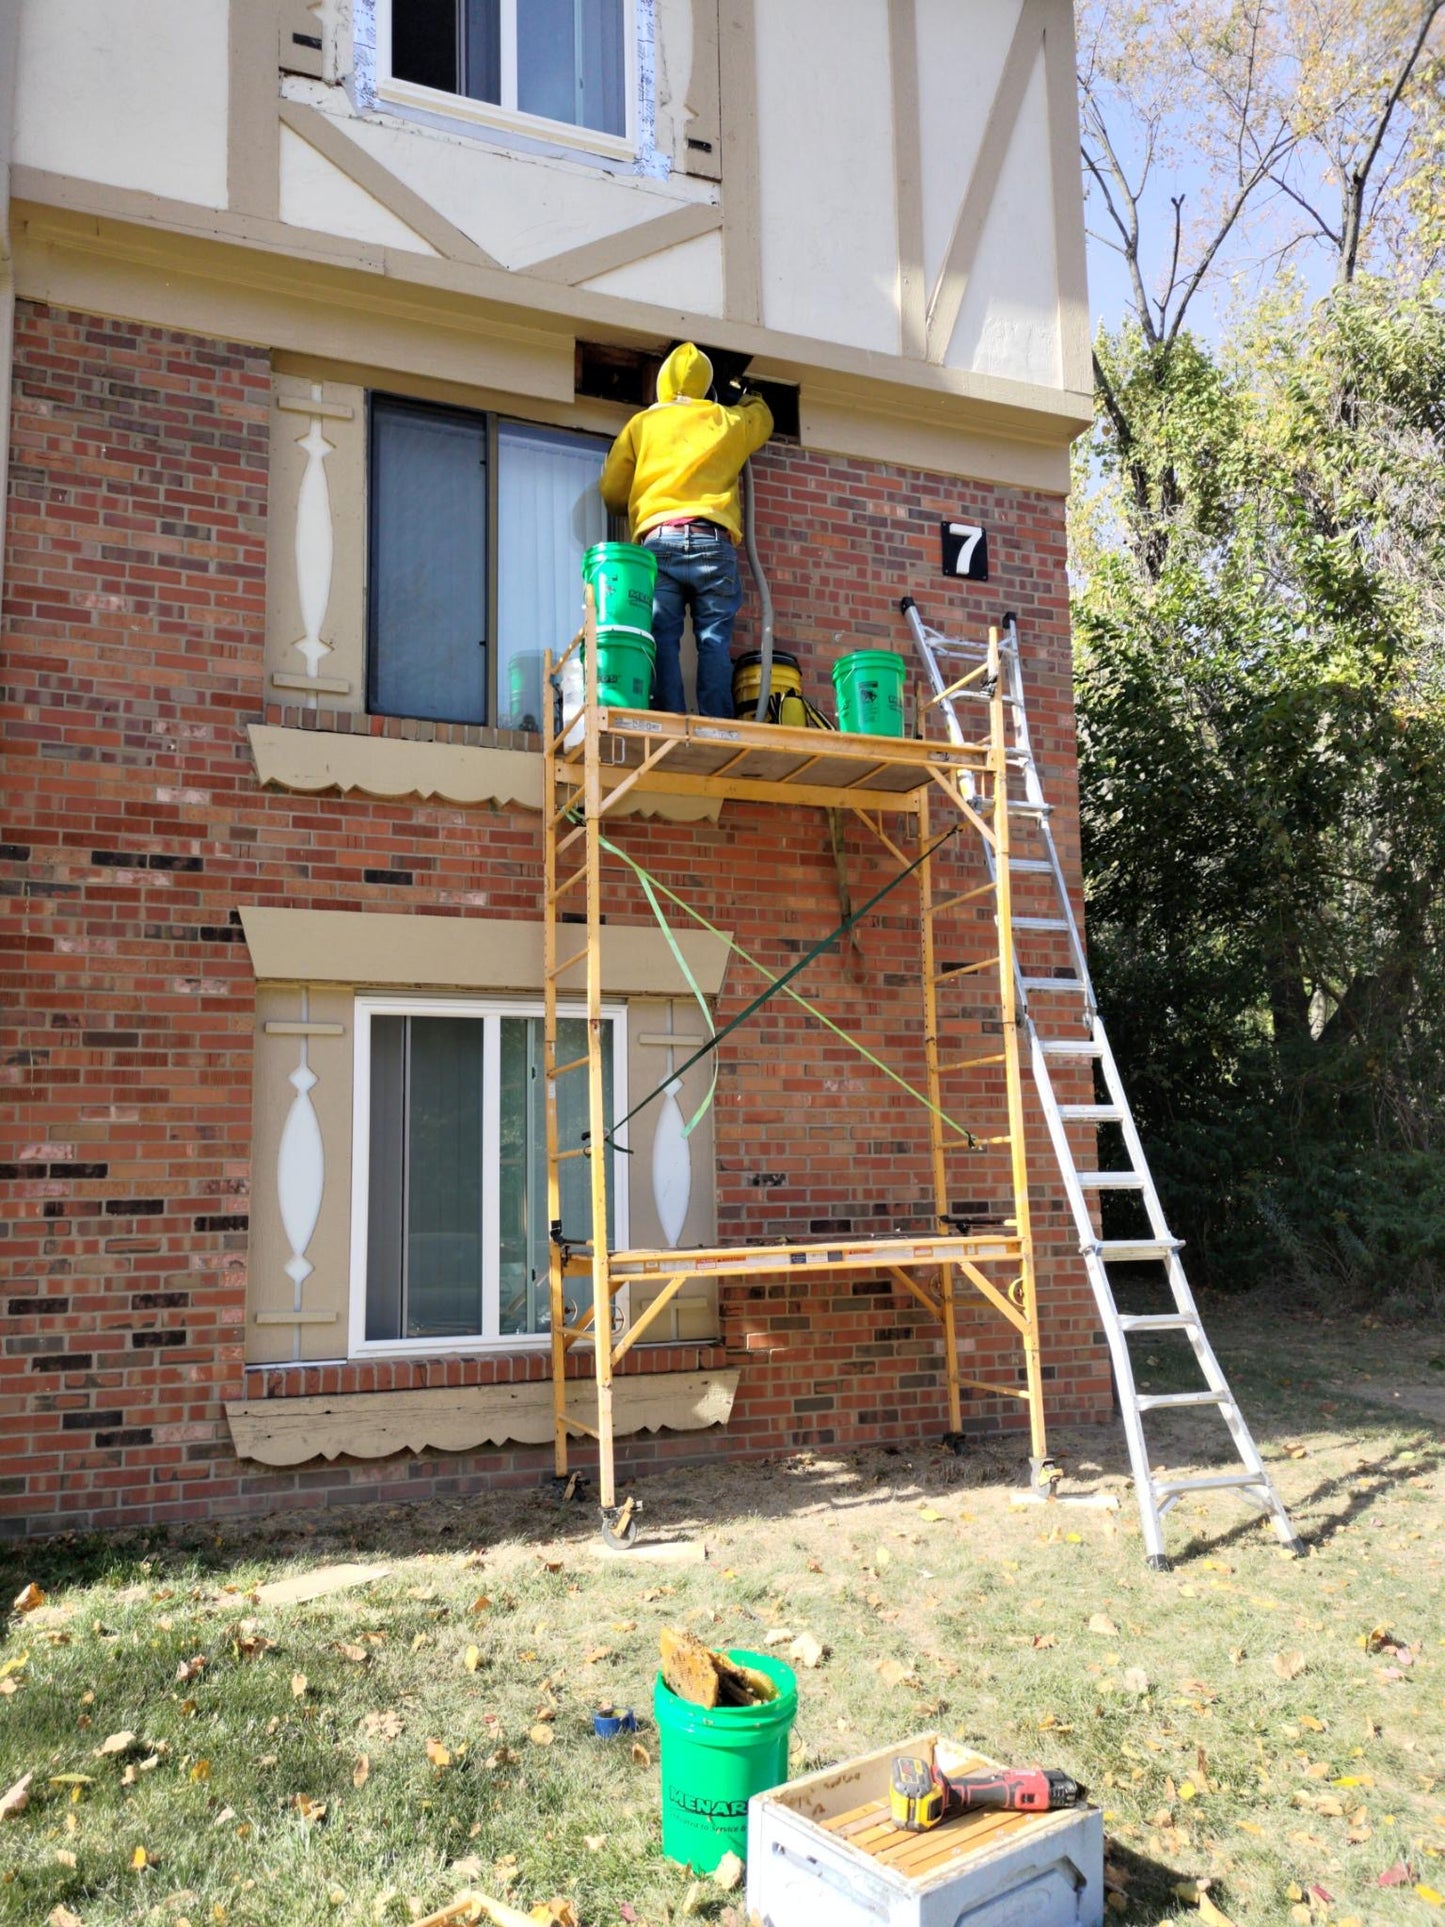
{"left": 598, "top": 822, "right": 981, "bottom": 1154}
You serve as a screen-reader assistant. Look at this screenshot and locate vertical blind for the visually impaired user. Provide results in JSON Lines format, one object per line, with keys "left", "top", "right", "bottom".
{"left": 496, "top": 422, "right": 607, "bottom": 732}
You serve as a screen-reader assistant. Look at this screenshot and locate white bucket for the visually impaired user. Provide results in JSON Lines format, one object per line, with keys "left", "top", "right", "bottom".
{"left": 558, "top": 651, "right": 585, "bottom": 749}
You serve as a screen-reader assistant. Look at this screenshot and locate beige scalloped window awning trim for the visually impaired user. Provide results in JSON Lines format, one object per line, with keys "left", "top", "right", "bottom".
{"left": 247, "top": 725, "right": 722, "bottom": 823}
{"left": 226, "top": 1369, "right": 738, "bottom": 1466}
{"left": 238, "top": 907, "right": 732, "bottom": 997}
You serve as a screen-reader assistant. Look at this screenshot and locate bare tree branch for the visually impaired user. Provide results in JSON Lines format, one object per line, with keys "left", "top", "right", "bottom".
{"left": 1338, "top": 0, "right": 1445, "bottom": 281}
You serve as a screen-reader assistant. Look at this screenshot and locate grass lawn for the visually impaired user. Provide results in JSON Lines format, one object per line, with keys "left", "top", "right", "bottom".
{"left": 0, "top": 1298, "right": 1441, "bottom": 1927}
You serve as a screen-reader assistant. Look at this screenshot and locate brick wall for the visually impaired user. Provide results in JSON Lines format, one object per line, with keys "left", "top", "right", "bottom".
{"left": 0, "top": 302, "right": 1110, "bottom": 1538}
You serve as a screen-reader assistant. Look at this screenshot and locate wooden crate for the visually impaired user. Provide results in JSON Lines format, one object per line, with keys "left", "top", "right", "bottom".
{"left": 746, "top": 1734, "right": 1103, "bottom": 1927}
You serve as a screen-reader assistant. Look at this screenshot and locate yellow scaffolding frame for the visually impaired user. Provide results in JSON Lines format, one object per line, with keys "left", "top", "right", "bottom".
{"left": 543, "top": 597, "right": 1048, "bottom": 1544}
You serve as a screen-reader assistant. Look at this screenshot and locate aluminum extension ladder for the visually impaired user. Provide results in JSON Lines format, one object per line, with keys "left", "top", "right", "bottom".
{"left": 901, "top": 597, "right": 1305, "bottom": 1570}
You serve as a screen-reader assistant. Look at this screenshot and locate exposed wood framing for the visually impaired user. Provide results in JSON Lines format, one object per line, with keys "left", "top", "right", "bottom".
{"left": 277, "top": 101, "right": 502, "bottom": 267}
{"left": 925, "top": 0, "right": 1046, "bottom": 364}
{"left": 526, "top": 202, "right": 723, "bottom": 287}
{"left": 717, "top": 0, "right": 761, "bottom": 324}
{"left": 888, "top": 0, "right": 927, "bottom": 360}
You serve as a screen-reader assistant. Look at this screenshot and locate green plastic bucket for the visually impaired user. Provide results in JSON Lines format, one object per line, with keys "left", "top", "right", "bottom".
{"left": 583, "top": 541, "right": 657, "bottom": 636}
{"left": 590, "top": 626, "right": 656, "bottom": 707}
{"left": 833, "top": 648, "right": 907, "bottom": 736}
{"left": 654, "top": 1649, "right": 797, "bottom": 1872}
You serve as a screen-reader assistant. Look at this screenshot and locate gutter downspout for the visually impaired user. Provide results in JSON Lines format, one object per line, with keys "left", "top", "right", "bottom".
{"left": 0, "top": 4, "right": 19, "bottom": 620}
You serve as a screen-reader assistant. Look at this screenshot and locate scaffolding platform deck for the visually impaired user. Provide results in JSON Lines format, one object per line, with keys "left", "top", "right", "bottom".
{"left": 602, "top": 1231, "right": 1022, "bottom": 1282}
{"left": 558, "top": 704, "right": 992, "bottom": 812}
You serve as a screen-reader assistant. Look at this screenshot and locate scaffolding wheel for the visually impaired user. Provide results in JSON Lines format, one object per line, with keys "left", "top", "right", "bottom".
{"left": 941, "top": 1431, "right": 968, "bottom": 1457}
{"left": 599, "top": 1496, "right": 641, "bottom": 1550}
{"left": 544, "top": 1471, "right": 588, "bottom": 1504}
{"left": 1030, "top": 1456, "right": 1063, "bottom": 1496}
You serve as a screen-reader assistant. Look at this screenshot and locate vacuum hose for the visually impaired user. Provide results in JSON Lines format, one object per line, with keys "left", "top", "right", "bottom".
{"left": 741, "top": 459, "right": 774, "bottom": 723}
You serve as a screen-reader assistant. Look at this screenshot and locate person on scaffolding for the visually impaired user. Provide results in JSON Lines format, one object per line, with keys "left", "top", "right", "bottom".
{"left": 599, "top": 342, "right": 773, "bottom": 718}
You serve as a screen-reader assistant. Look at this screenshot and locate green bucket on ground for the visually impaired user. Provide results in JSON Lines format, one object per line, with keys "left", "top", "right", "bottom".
{"left": 583, "top": 541, "right": 657, "bottom": 635}
{"left": 653, "top": 1649, "right": 797, "bottom": 1872}
{"left": 833, "top": 648, "right": 907, "bottom": 736}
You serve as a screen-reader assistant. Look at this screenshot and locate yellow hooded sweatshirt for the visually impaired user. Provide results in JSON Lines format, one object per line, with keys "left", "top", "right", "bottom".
{"left": 599, "top": 342, "right": 773, "bottom": 543}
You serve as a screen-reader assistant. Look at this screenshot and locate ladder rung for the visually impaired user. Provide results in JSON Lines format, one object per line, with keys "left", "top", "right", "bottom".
{"left": 1039, "top": 1037, "right": 1104, "bottom": 1057}
{"left": 1009, "top": 859, "right": 1053, "bottom": 872}
{"left": 1152, "top": 1473, "right": 1272, "bottom": 1498}
{"left": 1059, "top": 1105, "right": 1124, "bottom": 1121}
{"left": 1075, "top": 1171, "right": 1145, "bottom": 1189}
{"left": 1101, "top": 1244, "right": 1181, "bottom": 1266}
{"left": 1012, "top": 918, "right": 1070, "bottom": 932}
{"left": 548, "top": 1053, "right": 590, "bottom": 1078}
{"left": 1021, "top": 976, "right": 1081, "bottom": 993}
{"left": 1116, "top": 1309, "right": 1193, "bottom": 1329}
{"left": 1136, "top": 1390, "right": 1232, "bottom": 1412}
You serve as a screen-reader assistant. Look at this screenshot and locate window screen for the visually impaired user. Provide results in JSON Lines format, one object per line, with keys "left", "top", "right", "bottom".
{"left": 368, "top": 398, "right": 488, "bottom": 725}
{"left": 364, "top": 1008, "right": 616, "bottom": 1345}
{"left": 391, "top": 0, "right": 626, "bottom": 137}
{"left": 495, "top": 423, "right": 607, "bottom": 732}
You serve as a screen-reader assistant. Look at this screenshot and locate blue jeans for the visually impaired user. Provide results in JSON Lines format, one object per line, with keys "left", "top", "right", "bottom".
{"left": 643, "top": 524, "right": 743, "bottom": 717}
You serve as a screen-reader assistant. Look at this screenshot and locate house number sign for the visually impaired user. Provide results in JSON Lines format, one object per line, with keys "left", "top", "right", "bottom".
{"left": 941, "top": 519, "right": 989, "bottom": 581}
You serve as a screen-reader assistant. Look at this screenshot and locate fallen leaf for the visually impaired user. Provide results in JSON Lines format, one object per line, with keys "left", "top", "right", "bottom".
{"left": 1198, "top": 1896, "right": 1239, "bottom": 1927}
{"left": 1122, "top": 1667, "right": 1150, "bottom": 1695}
{"left": 1088, "top": 1613, "right": 1118, "bottom": 1635}
{"left": 55, "top": 1848, "right": 77, "bottom": 1867}
{"left": 1032, "top": 1633, "right": 1058, "bottom": 1651}
{"left": 291, "top": 1674, "right": 308, "bottom": 1699}
{"left": 293, "top": 1794, "right": 327, "bottom": 1825}
{"left": 1377, "top": 1864, "right": 1413, "bottom": 1887}
{"left": 0, "top": 1772, "right": 34, "bottom": 1820}
{"left": 425, "top": 1739, "right": 452, "bottom": 1769}
{"left": 876, "top": 1658, "right": 916, "bottom": 1688}
{"left": 529, "top": 1725, "right": 555, "bottom": 1746}
{"left": 364, "top": 1710, "right": 404, "bottom": 1742}
{"left": 631, "top": 1742, "right": 651, "bottom": 1767}
{"left": 584, "top": 1835, "right": 605, "bottom": 1852}
{"left": 335, "top": 1643, "right": 370, "bottom": 1665}
{"left": 188, "top": 1760, "right": 210, "bottom": 1783}
{"left": 713, "top": 1850, "right": 744, "bottom": 1890}
{"left": 790, "top": 1633, "right": 825, "bottom": 1669}
{"left": 96, "top": 1732, "right": 136, "bottom": 1757}
{"left": 12, "top": 1583, "right": 46, "bottom": 1614}
{"left": 352, "top": 1755, "right": 369, "bottom": 1789}
{"left": 464, "top": 1646, "right": 482, "bottom": 1673}
{"left": 470, "top": 1595, "right": 492, "bottom": 1614}
{"left": 1416, "top": 1888, "right": 1444, "bottom": 1909}
{"left": 581, "top": 1646, "right": 612, "bottom": 1665}
{"left": 49, "top": 1910, "right": 84, "bottom": 1927}
{"left": 1272, "top": 1650, "right": 1308, "bottom": 1680}
{"left": 131, "top": 1846, "right": 149, "bottom": 1870}
{"left": 917, "top": 1506, "right": 946, "bottom": 1523}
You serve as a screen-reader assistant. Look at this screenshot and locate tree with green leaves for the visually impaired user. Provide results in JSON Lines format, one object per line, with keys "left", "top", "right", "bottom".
{"left": 1072, "top": 3, "right": 1445, "bottom": 1303}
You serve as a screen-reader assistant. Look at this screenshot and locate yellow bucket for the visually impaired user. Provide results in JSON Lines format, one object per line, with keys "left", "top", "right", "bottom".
{"left": 733, "top": 651, "right": 808, "bottom": 725}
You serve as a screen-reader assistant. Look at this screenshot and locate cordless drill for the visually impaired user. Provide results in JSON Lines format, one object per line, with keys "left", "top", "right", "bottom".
{"left": 889, "top": 1756, "right": 1084, "bottom": 1832}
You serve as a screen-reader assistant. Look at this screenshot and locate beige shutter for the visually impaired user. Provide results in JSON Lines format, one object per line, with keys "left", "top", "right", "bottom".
{"left": 625, "top": 998, "right": 720, "bottom": 1342}
{"left": 265, "top": 372, "right": 367, "bottom": 716}
{"left": 678, "top": 0, "right": 723, "bottom": 179}
{"left": 278, "top": 1, "right": 327, "bottom": 81}
{"left": 246, "top": 987, "right": 355, "bottom": 1365}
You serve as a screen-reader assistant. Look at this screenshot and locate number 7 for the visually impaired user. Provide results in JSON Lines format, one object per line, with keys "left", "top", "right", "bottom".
{"left": 949, "top": 523, "right": 984, "bottom": 574}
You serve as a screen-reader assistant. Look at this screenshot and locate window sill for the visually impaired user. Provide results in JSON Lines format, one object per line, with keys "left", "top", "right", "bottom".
{"left": 375, "top": 77, "right": 636, "bottom": 165}
{"left": 226, "top": 1364, "right": 736, "bottom": 1466}
{"left": 248, "top": 721, "right": 722, "bottom": 823}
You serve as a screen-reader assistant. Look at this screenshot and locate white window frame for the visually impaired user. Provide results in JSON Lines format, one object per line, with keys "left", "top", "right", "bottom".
{"left": 374, "top": 0, "right": 640, "bottom": 163}
{"left": 348, "top": 992, "right": 629, "bottom": 1359}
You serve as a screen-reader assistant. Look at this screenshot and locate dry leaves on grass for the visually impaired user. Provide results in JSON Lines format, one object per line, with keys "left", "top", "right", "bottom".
{"left": 1088, "top": 1613, "right": 1118, "bottom": 1636}
{"left": 464, "top": 1645, "right": 482, "bottom": 1673}
{"left": 352, "top": 1754, "right": 370, "bottom": 1789}
{"left": 49, "top": 1909, "right": 84, "bottom": 1927}
{"left": 528, "top": 1725, "right": 555, "bottom": 1747}
{"left": 290, "top": 1673, "right": 308, "bottom": 1699}
{"left": 790, "top": 1633, "right": 825, "bottom": 1669}
{"left": 95, "top": 1731, "right": 136, "bottom": 1757}
{"left": 13, "top": 1583, "right": 46, "bottom": 1614}
{"left": 425, "top": 1739, "right": 453, "bottom": 1769}
{"left": 1272, "top": 1649, "right": 1308, "bottom": 1680}
{"left": 336, "top": 1643, "right": 370, "bottom": 1665}
{"left": 874, "top": 1658, "right": 918, "bottom": 1689}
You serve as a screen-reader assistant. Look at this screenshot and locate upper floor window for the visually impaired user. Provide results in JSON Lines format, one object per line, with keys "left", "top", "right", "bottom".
{"left": 381, "top": 0, "right": 633, "bottom": 152}
{"left": 368, "top": 394, "right": 608, "bottom": 730}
